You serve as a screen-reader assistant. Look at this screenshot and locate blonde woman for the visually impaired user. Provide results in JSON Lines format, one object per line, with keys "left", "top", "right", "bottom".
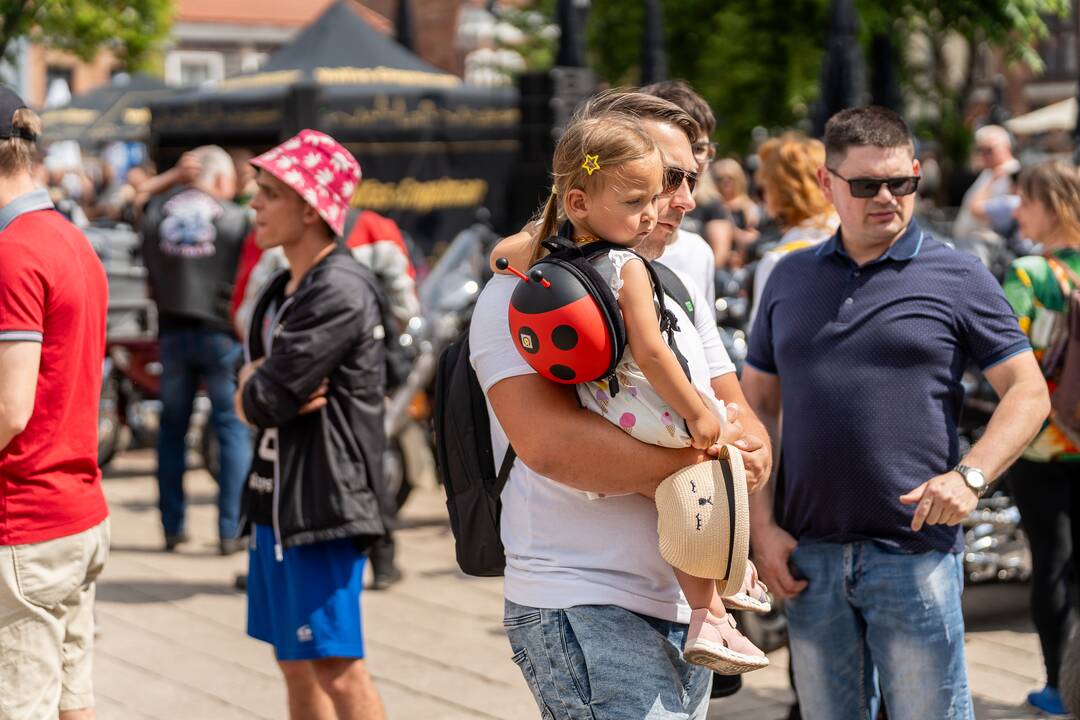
{"left": 748, "top": 133, "right": 838, "bottom": 327}
{"left": 1004, "top": 160, "right": 1080, "bottom": 717}
{"left": 713, "top": 158, "right": 761, "bottom": 262}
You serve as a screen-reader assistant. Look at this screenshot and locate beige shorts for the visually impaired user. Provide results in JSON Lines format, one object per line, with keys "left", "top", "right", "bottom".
{"left": 0, "top": 518, "right": 110, "bottom": 720}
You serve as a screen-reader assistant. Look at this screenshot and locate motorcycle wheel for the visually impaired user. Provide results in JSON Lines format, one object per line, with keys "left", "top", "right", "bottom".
{"left": 98, "top": 375, "right": 121, "bottom": 469}
{"left": 383, "top": 439, "right": 414, "bottom": 516}
{"left": 200, "top": 425, "right": 220, "bottom": 481}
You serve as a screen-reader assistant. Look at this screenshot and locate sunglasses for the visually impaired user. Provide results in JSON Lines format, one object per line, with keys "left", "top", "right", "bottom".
{"left": 663, "top": 166, "right": 699, "bottom": 196}
{"left": 826, "top": 168, "right": 920, "bottom": 198}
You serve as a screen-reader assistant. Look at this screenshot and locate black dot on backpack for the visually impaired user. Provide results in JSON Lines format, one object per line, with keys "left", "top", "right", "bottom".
{"left": 549, "top": 364, "right": 575, "bottom": 381}
{"left": 551, "top": 325, "right": 578, "bottom": 351}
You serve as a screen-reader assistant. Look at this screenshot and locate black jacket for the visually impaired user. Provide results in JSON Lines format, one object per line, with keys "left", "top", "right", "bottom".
{"left": 141, "top": 186, "right": 249, "bottom": 332}
{"left": 240, "top": 246, "right": 388, "bottom": 555}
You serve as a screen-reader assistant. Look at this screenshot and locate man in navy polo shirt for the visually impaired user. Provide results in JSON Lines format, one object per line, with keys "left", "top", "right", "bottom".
{"left": 742, "top": 106, "right": 1049, "bottom": 720}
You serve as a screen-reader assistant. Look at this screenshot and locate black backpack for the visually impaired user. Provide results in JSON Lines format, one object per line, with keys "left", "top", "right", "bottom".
{"left": 433, "top": 332, "right": 516, "bottom": 576}
{"left": 434, "top": 255, "right": 700, "bottom": 577}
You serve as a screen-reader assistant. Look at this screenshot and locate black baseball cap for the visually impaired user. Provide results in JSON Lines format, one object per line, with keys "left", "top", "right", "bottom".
{"left": 0, "top": 86, "right": 35, "bottom": 140}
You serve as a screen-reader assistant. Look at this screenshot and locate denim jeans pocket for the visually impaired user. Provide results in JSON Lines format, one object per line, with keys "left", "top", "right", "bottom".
{"left": 558, "top": 611, "right": 593, "bottom": 707}
{"left": 511, "top": 647, "right": 556, "bottom": 720}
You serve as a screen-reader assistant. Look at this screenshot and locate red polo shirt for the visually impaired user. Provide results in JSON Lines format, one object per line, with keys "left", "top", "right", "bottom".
{"left": 0, "top": 198, "right": 109, "bottom": 544}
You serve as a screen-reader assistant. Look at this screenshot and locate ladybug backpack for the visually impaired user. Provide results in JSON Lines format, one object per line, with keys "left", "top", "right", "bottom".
{"left": 500, "top": 228, "right": 692, "bottom": 396}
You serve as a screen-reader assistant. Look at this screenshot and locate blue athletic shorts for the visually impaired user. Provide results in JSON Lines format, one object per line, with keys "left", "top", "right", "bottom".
{"left": 246, "top": 523, "right": 367, "bottom": 661}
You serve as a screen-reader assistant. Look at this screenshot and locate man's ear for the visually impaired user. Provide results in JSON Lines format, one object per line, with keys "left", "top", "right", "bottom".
{"left": 817, "top": 166, "right": 834, "bottom": 204}
{"left": 563, "top": 188, "right": 589, "bottom": 224}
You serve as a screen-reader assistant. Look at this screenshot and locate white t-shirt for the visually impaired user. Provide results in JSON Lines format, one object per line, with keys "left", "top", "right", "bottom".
{"left": 469, "top": 272, "right": 734, "bottom": 622}
{"left": 657, "top": 229, "right": 716, "bottom": 323}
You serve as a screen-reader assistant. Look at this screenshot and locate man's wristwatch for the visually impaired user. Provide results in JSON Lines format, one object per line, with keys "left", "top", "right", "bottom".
{"left": 953, "top": 464, "right": 987, "bottom": 497}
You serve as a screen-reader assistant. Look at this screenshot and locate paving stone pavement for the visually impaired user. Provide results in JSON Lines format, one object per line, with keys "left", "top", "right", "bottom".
{"left": 91, "top": 449, "right": 1054, "bottom": 719}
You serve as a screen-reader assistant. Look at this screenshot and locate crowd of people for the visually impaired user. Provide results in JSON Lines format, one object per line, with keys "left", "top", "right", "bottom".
{"left": 0, "top": 72, "right": 1076, "bottom": 720}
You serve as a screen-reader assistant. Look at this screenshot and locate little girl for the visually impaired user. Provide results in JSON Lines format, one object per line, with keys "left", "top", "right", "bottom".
{"left": 495, "top": 114, "right": 769, "bottom": 674}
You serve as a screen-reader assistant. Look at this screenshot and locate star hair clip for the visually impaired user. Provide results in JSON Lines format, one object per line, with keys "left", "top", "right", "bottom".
{"left": 581, "top": 153, "right": 600, "bottom": 175}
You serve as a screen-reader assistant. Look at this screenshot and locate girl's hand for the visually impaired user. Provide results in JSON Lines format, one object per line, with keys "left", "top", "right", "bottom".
{"left": 687, "top": 411, "right": 723, "bottom": 450}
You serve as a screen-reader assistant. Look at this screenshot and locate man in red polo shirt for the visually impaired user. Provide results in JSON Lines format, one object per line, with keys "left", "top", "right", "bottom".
{"left": 0, "top": 88, "right": 109, "bottom": 720}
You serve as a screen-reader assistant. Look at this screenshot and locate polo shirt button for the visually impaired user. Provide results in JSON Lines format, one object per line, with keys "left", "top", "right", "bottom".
{"left": 845, "top": 297, "right": 854, "bottom": 304}
{"left": 854, "top": 271, "right": 861, "bottom": 277}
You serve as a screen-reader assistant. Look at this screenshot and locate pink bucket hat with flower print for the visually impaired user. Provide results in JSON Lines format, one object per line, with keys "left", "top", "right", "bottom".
{"left": 250, "top": 129, "right": 360, "bottom": 236}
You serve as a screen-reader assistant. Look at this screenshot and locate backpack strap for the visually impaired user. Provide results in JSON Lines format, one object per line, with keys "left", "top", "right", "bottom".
{"left": 492, "top": 447, "right": 517, "bottom": 496}
{"left": 653, "top": 261, "right": 696, "bottom": 326}
{"left": 1048, "top": 256, "right": 1080, "bottom": 295}
{"left": 576, "top": 242, "right": 693, "bottom": 386}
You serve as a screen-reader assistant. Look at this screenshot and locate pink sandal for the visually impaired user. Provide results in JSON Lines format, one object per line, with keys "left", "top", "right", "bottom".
{"left": 683, "top": 608, "right": 769, "bottom": 675}
{"left": 721, "top": 561, "right": 772, "bottom": 614}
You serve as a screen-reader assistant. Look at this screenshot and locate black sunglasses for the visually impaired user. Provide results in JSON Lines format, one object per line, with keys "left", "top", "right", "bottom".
{"left": 663, "top": 166, "right": 699, "bottom": 196}
{"left": 826, "top": 168, "right": 920, "bottom": 198}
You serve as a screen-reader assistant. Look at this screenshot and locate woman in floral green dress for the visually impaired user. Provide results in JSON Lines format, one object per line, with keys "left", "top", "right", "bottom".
{"left": 1004, "top": 159, "right": 1080, "bottom": 717}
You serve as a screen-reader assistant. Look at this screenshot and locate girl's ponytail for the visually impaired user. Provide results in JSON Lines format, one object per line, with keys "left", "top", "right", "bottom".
{"left": 529, "top": 190, "right": 560, "bottom": 264}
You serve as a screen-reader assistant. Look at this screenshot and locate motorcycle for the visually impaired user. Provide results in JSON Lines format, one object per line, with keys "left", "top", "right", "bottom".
{"left": 713, "top": 266, "right": 751, "bottom": 375}
{"left": 381, "top": 216, "right": 501, "bottom": 513}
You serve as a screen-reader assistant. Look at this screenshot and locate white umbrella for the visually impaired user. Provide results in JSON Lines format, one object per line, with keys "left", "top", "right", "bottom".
{"left": 1005, "top": 97, "right": 1076, "bottom": 135}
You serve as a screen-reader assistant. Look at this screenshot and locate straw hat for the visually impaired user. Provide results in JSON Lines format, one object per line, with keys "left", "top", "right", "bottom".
{"left": 655, "top": 444, "right": 749, "bottom": 598}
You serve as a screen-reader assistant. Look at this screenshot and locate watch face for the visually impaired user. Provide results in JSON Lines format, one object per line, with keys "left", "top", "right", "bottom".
{"left": 965, "top": 469, "right": 986, "bottom": 489}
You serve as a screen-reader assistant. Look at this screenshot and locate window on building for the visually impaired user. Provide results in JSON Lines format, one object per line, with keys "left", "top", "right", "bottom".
{"left": 46, "top": 65, "right": 73, "bottom": 91}
{"left": 164, "top": 50, "right": 225, "bottom": 87}
{"left": 1038, "top": 4, "right": 1077, "bottom": 82}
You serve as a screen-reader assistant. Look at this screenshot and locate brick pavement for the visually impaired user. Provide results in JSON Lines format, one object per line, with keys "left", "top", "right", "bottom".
{"left": 90, "top": 449, "right": 1052, "bottom": 719}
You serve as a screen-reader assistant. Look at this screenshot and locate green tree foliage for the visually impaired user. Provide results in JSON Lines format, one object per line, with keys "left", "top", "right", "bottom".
{"left": 589, "top": 0, "right": 828, "bottom": 152}
{"left": 582, "top": 0, "right": 1068, "bottom": 156}
{"left": 0, "top": 0, "right": 174, "bottom": 71}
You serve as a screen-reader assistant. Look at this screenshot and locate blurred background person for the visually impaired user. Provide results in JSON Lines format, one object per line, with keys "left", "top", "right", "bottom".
{"left": 953, "top": 125, "right": 1020, "bottom": 240}
{"left": 140, "top": 144, "right": 252, "bottom": 555}
{"left": 714, "top": 158, "right": 761, "bottom": 267}
{"left": 645, "top": 80, "right": 722, "bottom": 317}
{"left": 1003, "top": 159, "right": 1080, "bottom": 718}
{"left": 748, "top": 133, "right": 838, "bottom": 327}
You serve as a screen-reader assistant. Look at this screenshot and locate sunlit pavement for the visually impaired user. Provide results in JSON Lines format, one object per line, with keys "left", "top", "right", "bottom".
{"left": 91, "top": 449, "right": 1049, "bottom": 719}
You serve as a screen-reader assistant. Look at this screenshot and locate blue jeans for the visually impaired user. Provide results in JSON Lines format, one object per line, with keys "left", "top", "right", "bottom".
{"left": 157, "top": 328, "right": 252, "bottom": 541}
{"left": 503, "top": 599, "right": 711, "bottom": 719}
{"left": 785, "top": 542, "right": 973, "bottom": 720}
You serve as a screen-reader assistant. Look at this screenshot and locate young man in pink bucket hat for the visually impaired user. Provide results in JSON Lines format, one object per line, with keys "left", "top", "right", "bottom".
{"left": 235, "top": 129, "right": 389, "bottom": 719}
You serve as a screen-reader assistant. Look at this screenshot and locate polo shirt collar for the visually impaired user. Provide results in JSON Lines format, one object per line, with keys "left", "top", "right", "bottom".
{"left": 815, "top": 218, "right": 925, "bottom": 265}
{"left": 0, "top": 188, "right": 54, "bottom": 233}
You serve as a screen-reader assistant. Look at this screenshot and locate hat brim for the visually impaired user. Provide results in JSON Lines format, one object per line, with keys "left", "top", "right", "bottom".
{"left": 655, "top": 444, "right": 750, "bottom": 598}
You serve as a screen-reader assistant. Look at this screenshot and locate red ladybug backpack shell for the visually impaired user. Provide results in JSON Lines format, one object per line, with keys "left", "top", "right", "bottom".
{"left": 500, "top": 232, "right": 685, "bottom": 395}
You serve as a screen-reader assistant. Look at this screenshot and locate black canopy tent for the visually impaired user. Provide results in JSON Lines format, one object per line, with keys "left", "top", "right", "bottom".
{"left": 40, "top": 73, "right": 171, "bottom": 145}
{"left": 149, "top": 0, "right": 520, "bottom": 250}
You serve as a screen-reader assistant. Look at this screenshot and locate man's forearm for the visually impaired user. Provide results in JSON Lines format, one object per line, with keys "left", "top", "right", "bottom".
{"left": 964, "top": 381, "right": 1049, "bottom": 482}
{"left": 748, "top": 407, "right": 780, "bottom": 533}
{"left": 488, "top": 374, "right": 708, "bottom": 496}
{"left": 533, "top": 413, "right": 707, "bottom": 495}
{"left": 739, "top": 367, "right": 782, "bottom": 530}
